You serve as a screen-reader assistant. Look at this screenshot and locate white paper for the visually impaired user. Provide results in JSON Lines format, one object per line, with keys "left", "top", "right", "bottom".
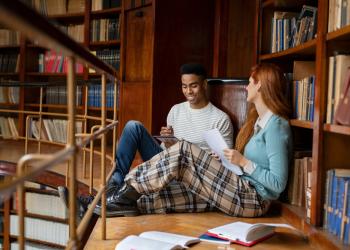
{"left": 203, "top": 129, "right": 243, "bottom": 175}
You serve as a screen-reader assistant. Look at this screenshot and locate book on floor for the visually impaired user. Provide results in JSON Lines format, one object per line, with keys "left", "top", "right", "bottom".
{"left": 198, "top": 233, "right": 230, "bottom": 245}
{"left": 115, "top": 231, "right": 200, "bottom": 250}
{"left": 206, "top": 221, "right": 298, "bottom": 247}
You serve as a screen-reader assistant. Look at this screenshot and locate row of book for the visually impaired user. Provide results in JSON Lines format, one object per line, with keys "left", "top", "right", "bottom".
{"left": 38, "top": 50, "right": 83, "bottom": 73}
{"left": 92, "top": 0, "right": 121, "bottom": 10}
{"left": 57, "top": 24, "right": 84, "bottom": 43}
{"left": 90, "top": 18, "right": 120, "bottom": 42}
{"left": 293, "top": 75, "right": 315, "bottom": 122}
{"left": 323, "top": 169, "right": 350, "bottom": 245}
{"left": 0, "top": 117, "right": 19, "bottom": 139}
{"left": 328, "top": 0, "right": 350, "bottom": 32}
{"left": 22, "top": 0, "right": 85, "bottom": 15}
{"left": 91, "top": 49, "right": 120, "bottom": 70}
{"left": 13, "top": 191, "right": 67, "bottom": 219}
{"left": 326, "top": 54, "right": 350, "bottom": 125}
{"left": 45, "top": 85, "right": 82, "bottom": 106}
{"left": 0, "top": 86, "right": 20, "bottom": 104}
{"left": 287, "top": 151, "right": 312, "bottom": 222}
{"left": 10, "top": 214, "right": 69, "bottom": 246}
{"left": 0, "top": 52, "right": 20, "bottom": 73}
{"left": 30, "top": 118, "right": 83, "bottom": 144}
{"left": 87, "top": 83, "right": 116, "bottom": 108}
{"left": 271, "top": 5, "right": 317, "bottom": 53}
{"left": 0, "top": 29, "right": 20, "bottom": 46}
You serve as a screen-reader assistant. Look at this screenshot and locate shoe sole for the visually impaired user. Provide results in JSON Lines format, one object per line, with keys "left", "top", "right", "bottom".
{"left": 93, "top": 207, "right": 139, "bottom": 217}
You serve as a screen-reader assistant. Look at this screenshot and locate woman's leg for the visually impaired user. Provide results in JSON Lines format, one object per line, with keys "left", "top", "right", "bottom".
{"left": 125, "top": 140, "right": 269, "bottom": 217}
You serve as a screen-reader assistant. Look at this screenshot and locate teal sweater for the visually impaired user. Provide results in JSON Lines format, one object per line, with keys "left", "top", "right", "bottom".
{"left": 242, "top": 115, "right": 292, "bottom": 200}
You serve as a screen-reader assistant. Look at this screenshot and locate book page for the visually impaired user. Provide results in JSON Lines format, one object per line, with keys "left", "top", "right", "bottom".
{"left": 115, "top": 235, "right": 182, "bottom": 250}
{"left": 140, "top": 231, "right": 200, "bottom": 247}
{"left": 202, "top": 129, "right": 243, "bottom": 175}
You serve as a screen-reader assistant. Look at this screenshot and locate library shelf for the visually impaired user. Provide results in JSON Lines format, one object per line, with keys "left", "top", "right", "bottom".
{"left": 326, "top": 24, "right": 350, "bottom": 41}
{"left": 290, "top": 119, "right": 313, "bottom": 129}
{"left": 26, "top": 72, "right": 84, "bottom": 77}
{"left": 9, "top": 235, "right": 65, "bottom": 249}
{"left": 323, "top": 124, "right": 350, "bottom": 136}
{"left": 9, "top": 210, "right": 68, "bottom": 224}
{"left": 0, "top": 73, "right": 19, "bottom": 77}
{"left": 48, "top": 12, "right": 85, "bottom": 23}
{"left": 89, "top": 40, "right": 120, "bottom": 49}
{"left": 259, "top": 39, "right": 317, "bottom": 61}
{"left": 90, "top": 7, "right": 121, "bottom": 19}
{"left": 25, "top": 103, "right": 83, "bottom": 110}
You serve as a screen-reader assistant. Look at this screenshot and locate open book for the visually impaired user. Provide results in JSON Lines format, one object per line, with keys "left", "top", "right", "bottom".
{"left": 206, "top": 221, "right": 298, "bottom": 247}
{"left": 115, "top": 231, "right": 200, "bottom": 250}
{"left": 202, "top": 128, "right": 243, "bottom": 175}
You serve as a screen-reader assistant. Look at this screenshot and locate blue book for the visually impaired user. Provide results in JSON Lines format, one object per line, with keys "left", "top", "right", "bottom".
{"left": 198, "top": 233, "right": 230, "bottom": 245}
{"left": 344, "top": 181, "right": 350, "bottom": 244}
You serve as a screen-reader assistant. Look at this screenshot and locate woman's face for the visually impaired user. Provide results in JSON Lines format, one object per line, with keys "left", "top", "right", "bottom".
{"left": 246, "top": 76, "right": 261, "bottom": 103}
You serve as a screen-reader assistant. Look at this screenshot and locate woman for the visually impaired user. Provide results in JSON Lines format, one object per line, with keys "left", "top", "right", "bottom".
{"left": 99, "top": 63, "right": 292, "bottom": 217}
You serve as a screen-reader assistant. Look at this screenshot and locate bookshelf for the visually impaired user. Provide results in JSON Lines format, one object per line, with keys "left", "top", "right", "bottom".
{"left": 255, "top": 0, "right": 350, "bottom": 247}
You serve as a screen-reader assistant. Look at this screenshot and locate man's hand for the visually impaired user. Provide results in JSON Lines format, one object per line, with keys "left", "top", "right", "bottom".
{"left": 160, "top": 126, "right": 173, "bottom": 136}
{"left": 209, "top": 151, "right": 221, "bottom": 162}
{"left": 223, "top": 149, "right": 248, "bottom": 167}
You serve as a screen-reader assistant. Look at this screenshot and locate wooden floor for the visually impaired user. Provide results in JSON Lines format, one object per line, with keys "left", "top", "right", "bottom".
{"left": 84, "top": 213, "right": 315, "bottom": 250}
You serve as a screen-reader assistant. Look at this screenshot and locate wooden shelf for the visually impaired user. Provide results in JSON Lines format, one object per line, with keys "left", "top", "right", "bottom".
{"left": 9, "top": 235, "right": 65, "bottom": 248}
{"left": 25, "top": 103, "right": 83, "bottom": 109}
{"left": 290, "top": 119, "right": 313, "bottom": 129}
{"left": 323, "top": 123, "right": 350, "bottom": 136}
{"left": 0, "top": 45, "right": 19, "bottom": 49}
{"left": 326, "top": 24, "right": 350, "bottom": 41}
{"left": 26, "top": 72, "right": 84, "bottom": 77}
{"left": 0, "top": 103, "right": 18, "bottom": 107}
{"left": 88, "top": 106, "right": 115, "bottom": 111}
{"left": 89, "top": 40, "right": 120, "bottom": 49}
{"left": 260, "top": 39, "right": 317, "bottom": 61}
{"left": 91, "top": 7, "right": 121, "bottom": 18}
{"left": 0, "top": 73, "right": 19, "bottom": 77}
{"left": 48, "top": 12, "right": 84, "bottom": 23}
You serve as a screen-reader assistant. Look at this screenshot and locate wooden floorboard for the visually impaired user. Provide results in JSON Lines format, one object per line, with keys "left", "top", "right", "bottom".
{"left": 84, "top": 213, "right": 316, "bottom": 250}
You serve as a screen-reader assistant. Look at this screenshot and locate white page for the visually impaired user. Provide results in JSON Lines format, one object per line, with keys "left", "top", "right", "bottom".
{"left": 203, "top": 129, "right": 243, "bottom": 175}
{"left": 140, "top": 231, "right": 199, "bottom": 247}
{"left": 115, "top": 235, "right": 182, "bottom": 250}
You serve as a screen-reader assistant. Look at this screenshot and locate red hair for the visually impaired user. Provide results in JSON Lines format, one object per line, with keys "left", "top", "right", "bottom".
{"left": 235, "top": 63, "right": 291, "bottom": 153}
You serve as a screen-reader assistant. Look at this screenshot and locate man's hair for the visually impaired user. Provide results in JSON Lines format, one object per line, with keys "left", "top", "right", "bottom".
{"left": 180, "top": 63, "right": 207, "bottom": 80}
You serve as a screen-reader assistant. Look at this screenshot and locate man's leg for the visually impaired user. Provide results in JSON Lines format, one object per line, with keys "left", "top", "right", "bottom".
{"left": 110, "top": 120, "right": 163, "bottom": 186}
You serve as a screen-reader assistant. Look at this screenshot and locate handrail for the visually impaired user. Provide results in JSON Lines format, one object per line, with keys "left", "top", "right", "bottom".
{"left": 0, "top": 1, "right": 118, "bottom": 77}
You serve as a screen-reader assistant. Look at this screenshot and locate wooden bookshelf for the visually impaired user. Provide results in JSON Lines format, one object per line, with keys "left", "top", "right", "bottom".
{"left": 290, "top": 119, "right": 314, "bottom": 129}
{"left": 90, "top": 7, "right": 121, "bottom": 18}
{"left": 256, "top": 0, "right": 350, "bottom": 248}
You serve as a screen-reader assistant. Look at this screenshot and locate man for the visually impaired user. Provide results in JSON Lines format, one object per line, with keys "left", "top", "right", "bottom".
{"left": 59, "top": 63, "right": 233, "bottom": 217}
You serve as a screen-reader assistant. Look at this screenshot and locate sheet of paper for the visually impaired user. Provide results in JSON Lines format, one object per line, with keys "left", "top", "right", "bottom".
{"left": 203, "top": 128, "right": 243, "bottom": 175}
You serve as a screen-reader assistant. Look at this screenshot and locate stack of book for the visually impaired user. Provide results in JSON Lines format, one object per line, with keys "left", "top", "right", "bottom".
{"left": 38, "top": 50, "right": 83, "bottom": 73}
{"left": 87, "top": 83, "right": 116, "bottom": 108}
{"left": 0, "top": 117, "right": 19, "bottom": 139}
{"left": 0, "top": 86, "right": 20, "bottom": 104}
{"left": 328, "top": 0, "right": 350, "bottom": 32}
{"left": 92, "top": 0, "right": 121, "bottom": 10}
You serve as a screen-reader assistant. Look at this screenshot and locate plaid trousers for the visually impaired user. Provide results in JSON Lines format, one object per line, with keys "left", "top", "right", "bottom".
{"left": 125, "top": 140, "right": 270, "bottom": 217}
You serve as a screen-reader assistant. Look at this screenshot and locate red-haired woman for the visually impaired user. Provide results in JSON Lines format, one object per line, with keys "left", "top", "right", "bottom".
{"left": 98, "top": 63, "right": 292, "bottom": 218}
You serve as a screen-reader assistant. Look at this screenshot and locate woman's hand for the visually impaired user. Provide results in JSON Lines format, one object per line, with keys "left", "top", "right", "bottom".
{"left": 223, "top": 149, "right": 248, "bottom": 167}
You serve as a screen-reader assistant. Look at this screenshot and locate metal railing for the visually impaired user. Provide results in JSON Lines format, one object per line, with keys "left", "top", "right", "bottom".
{"left": 0, "top": 0, "right": 121, "bottom": 249}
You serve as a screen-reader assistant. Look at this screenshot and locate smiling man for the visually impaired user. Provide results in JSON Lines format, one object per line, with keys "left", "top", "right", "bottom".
{"left": 58, "top": 63, "right": 233, "bottom": 217}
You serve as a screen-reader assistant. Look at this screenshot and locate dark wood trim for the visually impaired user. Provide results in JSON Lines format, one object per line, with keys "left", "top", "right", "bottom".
{"left": 212, "top": 0, "right": 229, "bottom": 77}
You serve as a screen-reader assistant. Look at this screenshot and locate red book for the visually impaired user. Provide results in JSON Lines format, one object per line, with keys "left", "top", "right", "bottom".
{"left": 335, "top": 68, "right": 350, "bottom": 125}
{"left": 206, "top": 221, "right": 300, "bottom": 247}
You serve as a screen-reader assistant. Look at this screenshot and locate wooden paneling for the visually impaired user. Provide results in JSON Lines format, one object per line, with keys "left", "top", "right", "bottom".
{"left": 226, "top": 0, "right": 257, "bottom": 77}
{"left": 151, "top": 0, "right": 215, "bottom": 134}
{"left": 124, "top": 6, "right": 153, "bottom": 82}
{"left": 208, "top": 82, "right": 248, "bottom": 140}
{"left": 120, "top": 81, "right": 152, "bottom": 130}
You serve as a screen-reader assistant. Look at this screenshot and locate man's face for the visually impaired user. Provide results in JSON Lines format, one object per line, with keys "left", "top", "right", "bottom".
{"left": 181, "top": 74, "right": 206, "bottom": 106}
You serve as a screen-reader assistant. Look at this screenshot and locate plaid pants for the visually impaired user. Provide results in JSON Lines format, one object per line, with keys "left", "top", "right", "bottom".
{"left": 125, "top": 140, "right": 270, "bottom": 217}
